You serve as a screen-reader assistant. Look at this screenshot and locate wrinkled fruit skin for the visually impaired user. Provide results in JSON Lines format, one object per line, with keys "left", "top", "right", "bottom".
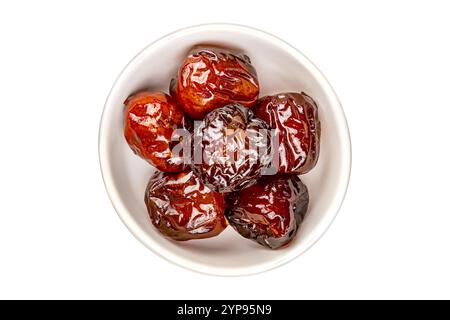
{"left": 226, "top": 174, "right": 309, "bottom": 249}
{"left": 254, "top": 92, "right": 320, "bottom": 174}
{"left": 192, "top": 104, "right": 271, "bottom": 192}
{"left": 124, "top": 91, "right": 190, "bottom": 172}
{"left": 170, "top": 47, "right": 259, "bottom": 119}
{"left": 144, "top": 170, "right": 227, "bottom": 241}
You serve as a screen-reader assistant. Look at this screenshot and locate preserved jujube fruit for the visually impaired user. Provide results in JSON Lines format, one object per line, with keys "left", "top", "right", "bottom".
{"left": 170, "top": 46, "right": 259, "bottom": 119}
{"left": 226, "top": 174, "right": 309, "bottom": 249}
{"left": 254, "top": 92, "right": 320, "bottom": 174}
{"left": 192, "top": 104, "right": 271, "bottom": 192}
{"left": 123, "top": 91, "right": 190, "bottom": 172}
{"left": 144, "top": 170, "right": 227, "bottom": 241}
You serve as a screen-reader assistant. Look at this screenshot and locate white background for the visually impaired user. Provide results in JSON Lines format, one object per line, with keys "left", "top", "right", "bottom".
{"left": 0, "top": 0, "right": 449, "bottom": 299}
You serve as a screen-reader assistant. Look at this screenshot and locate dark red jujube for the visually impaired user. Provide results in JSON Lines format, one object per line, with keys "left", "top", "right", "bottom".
{"left": 170, "top": 46, "right": 260, "bottom": 119}
{"left": 123, "top": 91, "right": 190, "bottom": 172}
{"left": 145, "top": 170, "right": 227, "bottom": 241}
{"left": 226, "top": 174, "right": 309, "bottom": 249}
{"left": 192, "top": 104, "right": 271, "bottom": 192}
{"left": 254, "top": 92, "right": 320, "bottom": 174}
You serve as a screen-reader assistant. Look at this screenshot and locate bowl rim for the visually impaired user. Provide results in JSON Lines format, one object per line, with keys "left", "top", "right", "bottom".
{"left": 98, "top": 23, "right": 352, "bottom": 277}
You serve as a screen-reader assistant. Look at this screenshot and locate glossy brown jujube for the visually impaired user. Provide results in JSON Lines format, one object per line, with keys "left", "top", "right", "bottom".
{"left": 144, "top": 170, "right": 227, "bottom": 241}
{"left": 254, "top": 92, "right": 320, "bottom": 174}
{"left": 123, "top": 91, "right": 190, "bottom": 172}
{"left": 192, "top": 104, "right": 271, "bottom": 192}
{"left": 170, "top": 47, "right": 259, "bottom": 119}
{"left": 226, "top": 174, "right": 309, "bottom": 249}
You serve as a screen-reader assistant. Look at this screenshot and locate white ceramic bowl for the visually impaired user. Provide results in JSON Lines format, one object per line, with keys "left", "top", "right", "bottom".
{"left": 99, "top": 24, "right": 351, "bottom": 276}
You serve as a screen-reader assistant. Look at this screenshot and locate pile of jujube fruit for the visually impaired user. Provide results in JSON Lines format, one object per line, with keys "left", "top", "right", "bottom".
{"left": 123, "top": 46, "right": 320, "bottom": 249}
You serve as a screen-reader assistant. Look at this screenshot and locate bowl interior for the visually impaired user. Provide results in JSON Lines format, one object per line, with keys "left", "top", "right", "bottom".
{"left": 100, "top": 25, "right": 350, "bottom": 275}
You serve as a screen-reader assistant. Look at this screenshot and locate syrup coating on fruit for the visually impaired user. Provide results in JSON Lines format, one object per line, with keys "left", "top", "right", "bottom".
{"left": 254, "top": 92, "right": 320, "bottom": 174}
{"left": 123, "top": 91, "right": 190, "bottom": 172}
{"left": 145, "top": 170, "right": 227, "bottom": 241}
{"left": 226, "top": 174, "right": 309, "bottom": 249}
{"left": 170, "top": 47, "right": 259, "bottom": 119}
{"left": 192, "top": 104, "right": 271, "bottom": 192}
